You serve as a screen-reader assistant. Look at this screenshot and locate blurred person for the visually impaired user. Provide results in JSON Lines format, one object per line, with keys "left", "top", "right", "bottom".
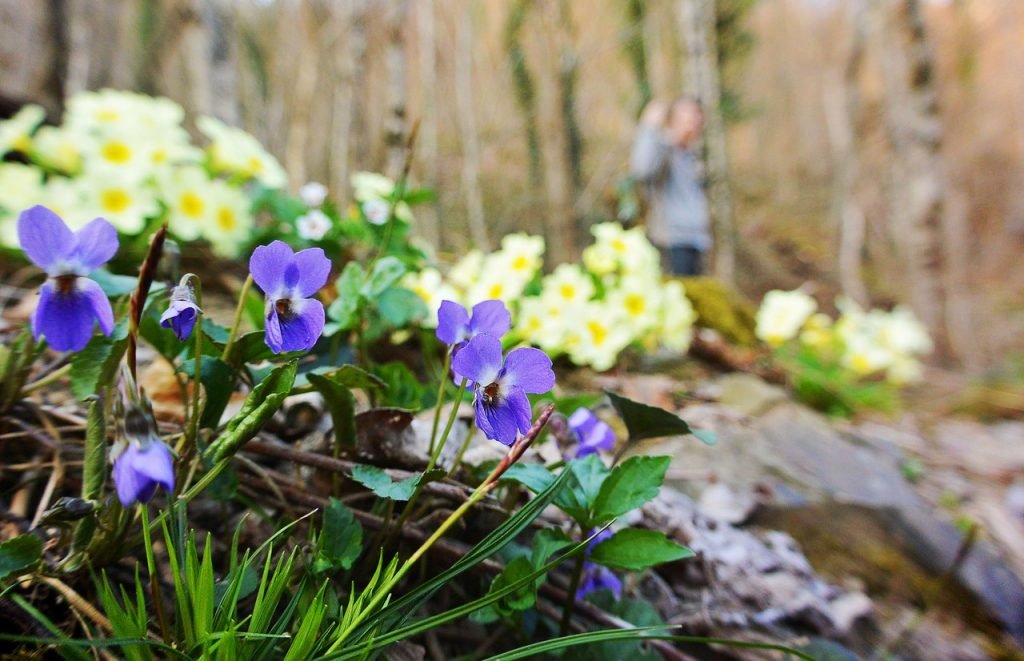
{"left": 630, "top": 97, "right": 710, "bottom": 276}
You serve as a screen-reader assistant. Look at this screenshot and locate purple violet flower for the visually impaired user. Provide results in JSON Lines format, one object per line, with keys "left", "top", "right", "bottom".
{"left": 568, "top": 407, "right": 616, "bottom": 458}
{"left": 577, "top": 528, "right": 622, "bottom": 601}
{"left": 451, "top": 333, "right": 555, "bottom": 446}
{"left": 249, "top": 240, "right": 330, "bottom": 353}
{"left": 17, "top": 205, "right": 117, "bottom": 352}
{"left": 436, "top": 299, "right": 511, "bottom": 349}
{"left": 159, "top": 283, "right": 200, "bottom": 342}
{"left": 113, "top": 439, "right": 175, "bottom": 507}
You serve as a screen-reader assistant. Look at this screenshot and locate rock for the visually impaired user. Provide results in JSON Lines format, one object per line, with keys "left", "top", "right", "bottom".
{"left": 1006, "top": 482, "right": 1024, "bottom": 522}
{"left": 714, "top": 373, "right": 788, "bottom": 417}
{"left": 828, "top": 592, "right": 873, "bottom": 634}
{"left": 698, "top": 482, "right": 755, "bottom": 524}
{"left": 932, "top": 419, "right": 1024, "bottom": 478}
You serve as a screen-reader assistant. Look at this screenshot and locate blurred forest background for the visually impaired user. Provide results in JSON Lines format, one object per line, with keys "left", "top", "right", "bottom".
{"left": 2, "top": 0, "right": 1023, "bottom": 375}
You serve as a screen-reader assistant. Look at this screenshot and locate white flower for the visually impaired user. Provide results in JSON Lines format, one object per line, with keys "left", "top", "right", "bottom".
{"left": 877, "top": 306, "right": 933, "bottom": 357}
{"left": 299, "top": 181, "right": 328, "bottom": 207}
{"left": 756, "top": 289, "right": 818, "bottom": 346}
{"left": 448, "top": 249, "right": 484, "bottom": 293}
{"left": 296, "top": 209, "right": 332, "bottom": 241}
{"left": 351, "top": 171, "right": 413, "bottom": 222}
{"left": 362, "top": 198, "right": 390, "bottom": 225}
{"left": 608, "top": 274, "right": 663, "bottom": 337}
{"left": 516, "top": 296, "right": 571, "bottom": 354}
{"left": 494, "top": 233, "right": 545, "bottom": 280}
{"left": 159, "top": 166, "right": 219, "bottom": 241}
{"left": 76, "top": 172, "right": 160, "bottom": 235}
{"left": 31, "top": 126, "right": 81, "bottom": 174}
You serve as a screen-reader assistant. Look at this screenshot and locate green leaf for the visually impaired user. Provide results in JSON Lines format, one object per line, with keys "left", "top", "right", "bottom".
{"left": 307, "top": 374, "right": 357, "bottom": 450}
{"left": 300, "top": 364, "right": 385, "bottom": 393}
{"left": 350, "top": 465, "right": 444, "bottom": 501}
{"left": 89, "top": 269, "right": 140, "bottom": 297}
{"left": 501, "top": 463, "right": 556, "bottom": 494}
{"left": 530, "top": 528, "right": 573, "bottom": 568}
{"left": 0, "top": 534, "right": 42, "bottom": 580}
{"left": 553, "top": 454, "right": 610, "bottom": 525}
{"left": 208, "top": 361, "right": 296, "bottom": 462}
{"left": 69, "top": 320, "right": 129, "bottom": 400}
{"left": 315, "top": 498, "right": 363, "bottom": 572}
{"left": 589, "top": 528, "right": 694, "bottom": 571}
{"left": 201, "top": 318, "right": 230, "bottom": 345}
{"left": 481, "top": 556, "right": 537, "bottom": 617}
{"left": 375, "top": 287, "right": 427, "bottom": 327}
{"left": 373, "top": 361, "right": 436, "bottom": 410}
{"left": 327, "top": 262, "right": 367, "bottom": 332}
{"left": 179, "top": 355, "right": 235, "bottom": 429}
{"left": 592, "top": 456, "right": 669, "bottom": 523}
{"left": 362, "top": 256, "right": 406, "bottom": 298}
{"left": 605, "top": 390, "right": 715, "bottom": 445}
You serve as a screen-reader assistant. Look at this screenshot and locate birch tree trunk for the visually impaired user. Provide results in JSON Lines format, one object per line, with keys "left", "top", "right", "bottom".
{"left": 455, "top": 4, "right": 489, "bottom": 249}
{"left": 824, "top": 0, "right": 869, "bottom": 306}
{"left": 557, "top": 0, "right": 584, "bottom": 253}
{"left": 329, "top": 0, "right": 357, "bottom": 210}
{"left": 678, "top": 0, "right": 738, "bottom": 283}
{"left": 415, "top": 0, "right": 440, "bottom": 249}
{"left": 874, "top": 0, "right": 950, "bottom": 358}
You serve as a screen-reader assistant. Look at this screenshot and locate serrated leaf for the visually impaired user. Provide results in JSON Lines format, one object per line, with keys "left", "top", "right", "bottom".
{"left": 307, "top": 373, "right": 356, "bottom": 450}
{"left": 0, "top": 533, "right": 42, "bottom": 580}
{"left": 208, "top": 361, "right": 296, "bottom": 462}
{"left": 350, "top": 465, "right": 445, "bottom": 501}
{"left": 589, "top": 528, "right": 694, "bottom": 571}
{"left": 315, "top": 498, "right": 363, "bottom": 572}
{"left": 605, "top": 390, "right": 715, "bottom": 445}
{"left": 362, "top": 256, "right": 406, "bottom": 298}
{"left": 592, "top": 455, "right": 669, "bottom": 523}
{"left": 69, "top": 320, "right": 129, "bottom": 400}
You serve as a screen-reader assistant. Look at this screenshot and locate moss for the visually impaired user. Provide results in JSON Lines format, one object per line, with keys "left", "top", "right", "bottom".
{"left": 678, "top": 276, "right": 758, "bottom": 346}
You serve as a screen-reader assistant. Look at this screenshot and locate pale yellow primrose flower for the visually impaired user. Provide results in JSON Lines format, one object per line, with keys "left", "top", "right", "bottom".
{"left": 659, "top": 280, "right": 697, "bottom": 353}
{"left": 403, "top": 268, "right": 459, "bottom": 329}
{"left": 159, "top": 166, "right": 219, "bottom": 241}
{"left": 203, "top": 180, "right": 254, "bottom": 257}
{"left": 198, "top": 115, "right": 287, "bottom": 189}
{"left": 31, "top": 126, "right": 82, "bottom": 174}
{"left": 0, "top": 104, "right": 45, "bottom": 157}
{"left": 75, "top": 171, "right": 160, "bottom": 235}
{"left": 0, "top": 164, "right": 45, "bottom": 246}
{"left": 567, "top": 301, "right": 634, "bottom": 372}
{"left": 541, "top": 263, "right": 594, "bottom": 308}
{"left": 756, "top": 289, "right": 818, "bottom": 347}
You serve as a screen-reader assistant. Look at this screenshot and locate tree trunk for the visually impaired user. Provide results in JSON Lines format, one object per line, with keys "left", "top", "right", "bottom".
{"left": 557, "top": 0, "right": 584, "bottom": 254}
{"left": 284, "top": 1, "right": 319, "bottom": 189}
{"left": 454, "top": 4, "right": 489, "bottom": 250}
{"left": 329, "top": 0, "right": 358, "bottom": 210}
{"left": 678, "top": 0, "right": 738, "bottom": 283}
{"left": 622, "top": 0, "right": 652, "bottom": 118}
{"left": 824, "top": 0, "right": 868, "bottom": 306}
{"left": 415, "top": 0, "right": 441, "bottom": 250}
{"left": 384, "top": 0, "right": 410, "bottom": 180}
{"left": 873, "top": 0, "right": 950, "bottom": 359}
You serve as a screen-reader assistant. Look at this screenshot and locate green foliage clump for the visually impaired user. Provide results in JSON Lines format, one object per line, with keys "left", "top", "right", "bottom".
{"left": 678, "top": 276, "right": 758, "bottom": 346}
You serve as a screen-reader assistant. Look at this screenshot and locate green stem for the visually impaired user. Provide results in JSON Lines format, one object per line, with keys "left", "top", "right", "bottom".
{"left": 389, "top": 378, "right": 468, "bottom": 541}
{"left": 19, "top": 363, "right": 71, "bottom": 397}
{"left": 427, "top": 349, "right": 453, "bottom": 456}
{"left": 560, "top": 547, "right": 587, "bottom": 636}
{"left": 185, "top": 275, "right": 204, "bottom": 448}
{"left": 221, "top": 274, "right": 253, "bottom": 364}
{"left": 139, "top": 505, "right": 170, "bottom": 641}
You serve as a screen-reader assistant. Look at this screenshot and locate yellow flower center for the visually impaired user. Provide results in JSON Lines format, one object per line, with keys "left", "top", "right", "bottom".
{"left": 488, "top": 283, "right": 504, "bottom": 299}
{"left": 625, "top": 293, "right": 646, "bottom": 317}
{"left": 11, "top": 134, "right": 31, "bottom": 152}
{"left": 587, "top": 321, "right": 608, "bottom": 347}
{"left": 100, "top": 188, "right": 131, "bottom": 213}
{"left": 180, "top": 192, "right": 204, "bottom": 218}
{"left": 611, "top": 238, "right": 627, "bottom": 253}
{"left": 559, "top": 284, "right": 576, "bottom": 300}
{"left": 247, "top": 157, "right": 264, "bottom": 174}
{"left": 101, "top": 141, "right": 131, "bottom": 164}
{"left": 217, "top": 207, "right": 236, "bottom": 231}
{"left": 849, "top": 353, "right": 872, "bottom": 374}
{"left": 512, "top": 255, "right": 529, "bottom": 271}
{"left": 151, "top": 148, "right": 168, "bottom": 163}
{"left": 96, "top": 109, "right": 119, "bottom": 122}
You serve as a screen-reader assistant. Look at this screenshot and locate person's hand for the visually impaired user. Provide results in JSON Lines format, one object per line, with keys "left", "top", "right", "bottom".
{"left": 640, "top": 100, "right": 669, "bottom": 127}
